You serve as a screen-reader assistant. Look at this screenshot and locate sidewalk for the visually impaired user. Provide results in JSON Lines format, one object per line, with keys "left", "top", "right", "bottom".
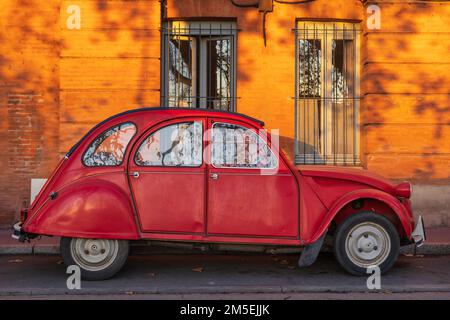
{"left": 0, "top": 228, "right": 449, "bottom": 255}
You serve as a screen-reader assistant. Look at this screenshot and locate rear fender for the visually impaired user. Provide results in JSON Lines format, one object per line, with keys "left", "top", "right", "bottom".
{"left": 308, "top": 189, "right": 413, "bottom": 244}
{"left": 23, "top": 178, "right": 139, "bottom": 239}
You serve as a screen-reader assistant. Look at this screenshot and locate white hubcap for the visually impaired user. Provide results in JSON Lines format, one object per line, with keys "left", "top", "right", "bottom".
{"left": 71, "top": 238, "right": 119, "bottom": 271}
{"left": 345, "top": 222, "right": 391, "bottom": 268}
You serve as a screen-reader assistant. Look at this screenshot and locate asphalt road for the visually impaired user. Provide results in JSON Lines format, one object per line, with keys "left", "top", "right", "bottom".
{"left": 1, "top": 253, "right": 449, "bottom": 299}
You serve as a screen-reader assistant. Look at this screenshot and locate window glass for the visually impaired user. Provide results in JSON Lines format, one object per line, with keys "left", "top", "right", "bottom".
{"left": 83, "top": 122, "right": 136, "bottom": 166}
{"left": 212, "top": 123, "right": 277, "bottom": 169}
{"left": 135, "top": 122, "right": 203, "bottom": 167}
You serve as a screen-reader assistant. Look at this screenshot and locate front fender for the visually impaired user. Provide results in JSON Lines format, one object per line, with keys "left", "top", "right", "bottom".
{"left": 308, "top": 189, "right": 413, "bottom": 244}
{"left": 23, "top": 178, "right": 139, "bottom": 239}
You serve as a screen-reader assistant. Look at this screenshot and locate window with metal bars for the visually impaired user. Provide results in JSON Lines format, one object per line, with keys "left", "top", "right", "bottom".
{"left": 161, "top": 21, "right": 237, "bottom": 111}
{"left": 294, "top": 21, "right": 361, "bottom": 165}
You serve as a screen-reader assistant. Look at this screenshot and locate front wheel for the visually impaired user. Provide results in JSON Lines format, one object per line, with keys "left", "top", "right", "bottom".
{"left": 60, "top": 237, "right": 129, "bottom": 280}
{"left": 333, "top": 212, "right": 400, "bottom": 276}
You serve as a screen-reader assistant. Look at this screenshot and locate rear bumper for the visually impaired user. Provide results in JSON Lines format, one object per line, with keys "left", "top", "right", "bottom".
{"left": 411, "top": 215, "right": 426, "bottom": 247}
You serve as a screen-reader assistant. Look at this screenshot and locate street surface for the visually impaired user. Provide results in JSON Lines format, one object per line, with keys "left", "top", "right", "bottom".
{"left": 0, "top": 253, "right": 449, "bottom": 299}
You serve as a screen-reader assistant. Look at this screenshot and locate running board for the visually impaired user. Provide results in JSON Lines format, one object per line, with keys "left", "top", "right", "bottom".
{"left": 298, "top": 232, "right": 327, "bottom": 267}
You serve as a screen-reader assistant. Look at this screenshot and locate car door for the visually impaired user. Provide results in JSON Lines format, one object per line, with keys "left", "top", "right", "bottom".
{"left": 206, "top": 118, "right": 299, "bottom": 238}
{"left": 128, "top": 118, "right": 206, "bottom": 234}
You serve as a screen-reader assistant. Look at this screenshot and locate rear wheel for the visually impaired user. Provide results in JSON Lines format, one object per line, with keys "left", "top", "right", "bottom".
{"left": 60, "top": 237, "right": 129, "bottom": 280}
{"left": 333, "top": 212, "right": 400, "bottom": 275}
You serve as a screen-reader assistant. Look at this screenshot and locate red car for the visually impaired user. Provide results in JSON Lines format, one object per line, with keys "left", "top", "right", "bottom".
{"left": 12, "top": 108, "right": 425, "bottom": 280}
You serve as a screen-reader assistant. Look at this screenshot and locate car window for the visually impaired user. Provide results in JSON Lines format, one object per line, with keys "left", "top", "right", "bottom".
{"left": 212, "top": 123, "right": 277, "bottom": 169}
{"left": 83, "top": 122, "right": 136, "bottom": 166}
{"left": 135, "top": 121, "right": 203, "bottom": 167}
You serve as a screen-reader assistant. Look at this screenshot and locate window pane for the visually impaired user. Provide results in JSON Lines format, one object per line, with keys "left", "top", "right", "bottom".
{"left": 136, "top": 122, "right": 203, "bottom": 167}
{"left": 332, "top": 39, "right": 354, "bottom": 99}
{"left": 299, "top": 39, "right": 321, "bottom": 98}
{"left": 212, "top": 123, "right": 277, "bottom": 169}
{"left": 332, "top": 39, "right": 356, "bottom": 156}
{"left": 83, "top": 123, "right": 136, "bottom": 166}
{"left": 168, "top": 36, "right": 194, "bottom": 107}
{"left": 206, "top": 38, "right": 232, "bottom": 110}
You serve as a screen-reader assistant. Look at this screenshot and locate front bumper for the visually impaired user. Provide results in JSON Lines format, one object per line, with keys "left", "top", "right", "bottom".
{"left": 411, "top": 215, "right": 426, "bottom": 247}
{"left": 11, "top": 222, "right": 30, "bottom": 242}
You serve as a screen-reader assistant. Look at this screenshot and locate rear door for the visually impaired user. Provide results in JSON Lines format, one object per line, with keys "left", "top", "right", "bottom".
{"left": 206, "top": 118, "right": 299, "bottom": 238}
{"left": 128, "top": 118, "right": 206, "bottom": 234}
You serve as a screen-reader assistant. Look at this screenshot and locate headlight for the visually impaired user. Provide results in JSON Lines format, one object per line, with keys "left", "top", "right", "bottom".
{"left": 395, "top": 181, "right": 412, "bottom": 199}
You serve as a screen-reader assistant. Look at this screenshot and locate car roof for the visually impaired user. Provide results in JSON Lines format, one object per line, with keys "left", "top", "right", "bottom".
{"left": 112, "top": 107, "right": 264, "bottom": 126}
{"left": 66, "top": 107, "right": 265, "bottom": 157}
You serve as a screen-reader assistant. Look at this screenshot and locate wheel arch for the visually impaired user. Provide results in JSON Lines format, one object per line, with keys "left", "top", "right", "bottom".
{"left": 308, "top": 189, "right": 413, "bottom": 244}
{"left": 23, "top": 177, "right": 140, "bottom": 239}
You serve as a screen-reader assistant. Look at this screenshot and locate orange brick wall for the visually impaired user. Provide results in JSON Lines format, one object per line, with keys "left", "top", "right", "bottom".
{"left": 59, "top": 0, "right": 161, "bottom": 155}
{"left": 0, "top": 1, "right": 60, "bottom": 225}
{"left": 0, "top": 0, "right": 449, "bottom": 226}
{"left": 361, "top": 1, "right": 450, "bottom": 181}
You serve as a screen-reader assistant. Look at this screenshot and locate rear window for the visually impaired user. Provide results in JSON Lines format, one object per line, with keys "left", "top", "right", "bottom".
{"left": 83, "top": 122, "right": 136, "bottom": 166}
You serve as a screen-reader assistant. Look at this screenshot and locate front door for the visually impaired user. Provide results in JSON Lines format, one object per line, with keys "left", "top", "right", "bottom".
{"left": 128, "top": 118, "right": 206, "bottom": 234}
{"left": 206, "top": 119, "right": 299, "bottom": 238}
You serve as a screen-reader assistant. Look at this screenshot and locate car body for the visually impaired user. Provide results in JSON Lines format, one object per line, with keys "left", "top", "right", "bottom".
{"left": 12, "top": 107, "right": 426, "bottom": 279}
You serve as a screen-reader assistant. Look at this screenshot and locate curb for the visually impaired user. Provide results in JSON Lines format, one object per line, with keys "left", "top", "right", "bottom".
{"left": 1, "top": 284, "right": 450, "bottom": 297}
{"left": 1, "top": 241, "right": 450, "bottom": 256}
{"left": 399, "top": 243, "right": 450, "bottom": 255}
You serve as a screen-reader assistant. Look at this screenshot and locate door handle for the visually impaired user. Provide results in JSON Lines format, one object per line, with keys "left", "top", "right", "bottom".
{"left": 210, "top": 173, "right": 219, "bottom": 180}
{"left": 131, "top": 171, "right": 139, "bottom": 178}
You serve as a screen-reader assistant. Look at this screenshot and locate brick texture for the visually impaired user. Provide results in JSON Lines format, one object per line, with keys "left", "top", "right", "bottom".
{"left": 0, "top": 0, "right": 60, "bottom": 226}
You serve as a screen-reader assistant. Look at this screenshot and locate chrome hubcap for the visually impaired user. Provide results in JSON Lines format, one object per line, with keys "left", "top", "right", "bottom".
{"left": 345, "top": 222, "right": 391, "bottom": 268}
{"left": 70, "top": 238, "right": 119, "bottom": 271}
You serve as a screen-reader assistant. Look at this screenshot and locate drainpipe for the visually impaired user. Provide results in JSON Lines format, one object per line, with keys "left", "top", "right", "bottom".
{"left": 258, "top": 0, "right": 273, "bottom": 47}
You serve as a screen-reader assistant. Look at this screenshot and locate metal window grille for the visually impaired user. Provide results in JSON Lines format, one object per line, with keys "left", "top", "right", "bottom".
{"left": 161, "top": 21, "right": 237, "bottom": 112}
{"left": 294, "top": 21, "right": 361, "bottom": 165}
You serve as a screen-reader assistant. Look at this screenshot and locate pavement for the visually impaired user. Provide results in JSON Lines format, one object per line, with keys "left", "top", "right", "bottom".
{"left": 0, "top": 254, "right": 449, "bottom": 299}
{"left": 3, "top": 292, "right": 449, "bottom": 299}
{"left": 0, "top": 227, "right": 449, "bottom": 255}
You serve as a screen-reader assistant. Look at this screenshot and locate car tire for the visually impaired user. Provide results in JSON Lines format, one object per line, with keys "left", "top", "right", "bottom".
{"left": 333, "top": 211, "right": 400, "bottom": 276}
{"left": 60, "top": 237, "right": 129, "bottom": 281}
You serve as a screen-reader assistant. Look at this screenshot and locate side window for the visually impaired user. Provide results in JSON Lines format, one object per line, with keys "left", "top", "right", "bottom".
{"left": 212, "top": 123, "right": 277, "bottom": 169}
{"left": 83, "top": 122, "right": 137, "bottom": 166}
{"left": 135, "top": 121, "right": 203, "bottom": 167}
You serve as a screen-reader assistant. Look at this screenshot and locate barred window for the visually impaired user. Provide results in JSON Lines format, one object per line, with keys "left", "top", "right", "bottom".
{"left": 135, "top": 122, "right": 203, "bottom": 167}
{"left": 295, "top": 21, "right": 361, "bottom": 165}
{"left": 161, "top": 21, "right": 237, "bottom": 111}
{"left": 83, "top": 123, "right": 136, "bottom": 166}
